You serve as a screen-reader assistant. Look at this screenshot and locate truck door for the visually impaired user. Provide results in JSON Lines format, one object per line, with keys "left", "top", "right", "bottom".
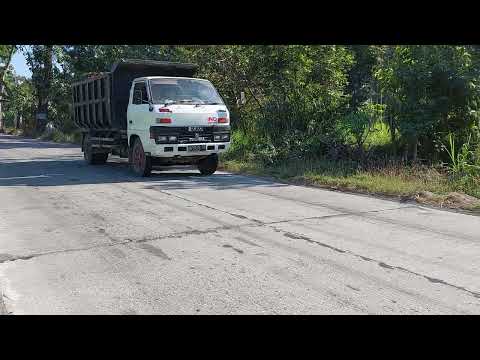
{"left": 127, "top": 81, "right": 150, "bottom": 142}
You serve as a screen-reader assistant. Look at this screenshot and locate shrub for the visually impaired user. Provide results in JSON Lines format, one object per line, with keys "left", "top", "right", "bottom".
{"left": 442, "top": 133, "right": 480, "bottom": 177}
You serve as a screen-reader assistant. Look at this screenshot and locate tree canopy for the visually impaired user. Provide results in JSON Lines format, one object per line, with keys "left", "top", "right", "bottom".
{"left": 2, "top": 44, "right": 480, "bottom": 164}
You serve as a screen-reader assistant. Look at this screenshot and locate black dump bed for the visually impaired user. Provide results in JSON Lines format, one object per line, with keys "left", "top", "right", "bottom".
{"left": 72, "top": 59, "right": 198, "bottom": 131}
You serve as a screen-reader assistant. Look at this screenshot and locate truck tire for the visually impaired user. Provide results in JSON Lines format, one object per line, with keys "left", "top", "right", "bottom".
{"left": 198, "top": 154, "right": 218, "bottom": 175}
{"left": 93, "top": 153, "right": 108, "bottom": 164}
{"left": 84, "top": 137, "right": 108, "bottom": 165}
{"left": 131, "top": 138, "right": 152, "bottom": 177}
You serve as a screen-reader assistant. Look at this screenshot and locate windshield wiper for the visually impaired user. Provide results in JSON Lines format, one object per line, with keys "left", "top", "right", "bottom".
{"left": 160, "top": 99, "right": 176, "bottom": 106}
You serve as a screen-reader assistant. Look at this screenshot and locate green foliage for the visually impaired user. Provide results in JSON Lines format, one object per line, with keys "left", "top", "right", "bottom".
{"left": 364, "top": 121, "right": 391, "bottom": 149}
{"left": 442, "top": 132, "right": 480, "bottom": 176}
{"left": 1, "top": 73, "right": 36, "bottom": 130}
{"left": 340, "top": 100, "right": 386, "bottom": 153}
{"left": 374, "top": 45, "right": 480, "bottom": 159}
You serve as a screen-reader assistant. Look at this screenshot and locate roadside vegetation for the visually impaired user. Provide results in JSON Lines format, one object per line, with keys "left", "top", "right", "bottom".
{"left": 220, "top": 124, "right": 480, "bottom": 212}
{"left": 1, "top": 45, "right": 480, "bottom": 211}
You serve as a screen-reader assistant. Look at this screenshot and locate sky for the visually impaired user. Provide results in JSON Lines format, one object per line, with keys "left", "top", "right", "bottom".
{"left": 11, "top": 50, "right": 32, "bottom": 78}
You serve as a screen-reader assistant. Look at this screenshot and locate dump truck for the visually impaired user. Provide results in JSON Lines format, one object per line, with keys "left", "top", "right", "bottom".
{"left": 72, "top": 59, "right": 231, "bottom": 176}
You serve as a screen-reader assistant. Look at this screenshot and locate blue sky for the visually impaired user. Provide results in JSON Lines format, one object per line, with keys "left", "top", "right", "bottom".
{"left": 11, "top": 50, "right": 32, "bottom": 78}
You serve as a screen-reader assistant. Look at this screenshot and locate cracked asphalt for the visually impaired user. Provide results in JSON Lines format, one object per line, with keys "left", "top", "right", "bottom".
{"left": 1, "top": 134, "right": 480, "bottom": 314}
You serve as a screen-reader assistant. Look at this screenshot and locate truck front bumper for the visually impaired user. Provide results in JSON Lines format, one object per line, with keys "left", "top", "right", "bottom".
{"left": 147, "top": 142, "right": 230, "bottom": 158}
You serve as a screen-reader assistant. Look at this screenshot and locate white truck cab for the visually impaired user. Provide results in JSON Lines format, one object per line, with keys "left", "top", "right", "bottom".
{"left": 126, "top": 76, "right": 230, "bottom": 176}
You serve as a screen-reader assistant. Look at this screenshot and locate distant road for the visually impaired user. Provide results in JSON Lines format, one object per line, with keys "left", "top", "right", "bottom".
{"left": 1, "top": 134, "right": 479, "bottom": 314}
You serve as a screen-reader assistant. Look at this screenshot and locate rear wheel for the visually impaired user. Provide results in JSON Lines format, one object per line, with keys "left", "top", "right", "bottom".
{"left": 131, "top": 138, "right": 152, "bottom": 177}
{"left": 83, "top": 137, "right": 108, "bottom": 165}
{"left": 198, "top": 154, "right": 218, "bottom": 175}
{"left": 93, "top": 153, "right": 108, "bottom": 164}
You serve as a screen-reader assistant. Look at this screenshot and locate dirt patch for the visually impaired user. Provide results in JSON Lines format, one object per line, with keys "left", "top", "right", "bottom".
{"left": 415, "top": 191, "right": 480, "bottom": 211}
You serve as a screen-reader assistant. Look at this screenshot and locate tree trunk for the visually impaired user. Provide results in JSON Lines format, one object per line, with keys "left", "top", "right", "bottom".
{"left": 412, "top": 137, "right": 418, "bottom": 163}
{"left": 389, "top": 117, "right": 397, "bottom": 159}
{"left": 0, "top": 45, "right": 16, "bottom": 132}
{"left": 402, "top": 143, "right": 408, "bottom": 163}
{"left": 0, "top": 96, "right": 3, "bottom": 133}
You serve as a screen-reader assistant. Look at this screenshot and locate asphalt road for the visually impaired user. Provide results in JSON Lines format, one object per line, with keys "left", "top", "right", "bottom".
{"left": 1, "top": 134, "right": 479, "bottom": 314}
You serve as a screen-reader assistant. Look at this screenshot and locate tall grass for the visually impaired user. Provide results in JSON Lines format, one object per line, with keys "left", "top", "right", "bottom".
{"left": 442, "top": 133, "right": 480, "bottom": 176}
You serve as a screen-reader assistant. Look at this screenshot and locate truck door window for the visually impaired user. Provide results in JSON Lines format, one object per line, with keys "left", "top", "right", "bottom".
{"left": 132, "top": 82, "right": 148, "bottom": 105}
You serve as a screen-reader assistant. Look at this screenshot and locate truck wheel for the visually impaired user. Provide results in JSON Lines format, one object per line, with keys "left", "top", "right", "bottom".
{"left": 83, "top": 138, "right": 96, "bottom": 165}
{"left": 84, "top": 137, "right": 108, "bottom": 165}
{"left": 94, "top": 153, "right": 108, "bottom": 164}
{"left": 131, "top": 138, "right": 152, "bottom": 177}
{"left": 198, "top": 154, "right": 218, "bottom": 175}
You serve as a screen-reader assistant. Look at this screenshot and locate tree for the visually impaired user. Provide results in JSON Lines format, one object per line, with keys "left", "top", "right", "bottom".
{"left": 375, "top": 45, "right": 480, "bottom": 162}
{"left": 2, "top": 75, "right": 35, "bottom": 131}
{"left": 345, "top": 45, "right": 380, "bottom": 110}
{"left": 0, "top": 45, "right": 16, "bottom": 132}
{"left": 26, "top": 45, "right": 54, "bottom": 132}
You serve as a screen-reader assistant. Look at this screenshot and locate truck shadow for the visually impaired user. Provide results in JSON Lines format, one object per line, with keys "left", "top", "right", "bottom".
{"left": 0, "top": 157, "right": 284, "bottom": 191}
{"left": 0, "top": 135, "right": 285, "bottom": 190}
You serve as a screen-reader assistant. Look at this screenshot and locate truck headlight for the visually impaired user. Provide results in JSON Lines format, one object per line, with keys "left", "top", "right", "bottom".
{"left": 168, "top": 136, "right": 177, "bottom": 142}
{"left": 157, "top": 136, "right": 167, "bottom": 142}
{"left": 214, "top": 135, "right": 221, "bottom": 141}
{"left": 221, "top": 134, "right": 230, "bottom": 141}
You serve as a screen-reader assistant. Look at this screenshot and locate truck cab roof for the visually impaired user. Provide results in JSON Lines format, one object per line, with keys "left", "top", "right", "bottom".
{"left": 132, "top": 76, "right": 209, "bottom": 82}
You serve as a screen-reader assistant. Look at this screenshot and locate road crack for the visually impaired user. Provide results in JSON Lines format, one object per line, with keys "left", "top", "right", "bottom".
{"left": 149, "top": 188, "right": 265, "bottom": 225}
{"left": 270, "top": 226, "right": 480, "bottom": 300}
{"left": 243, "top": 188, "right": 479, "bottom": 242}
{"left": 0, "top": 224, "right": 248, "bottom": 265}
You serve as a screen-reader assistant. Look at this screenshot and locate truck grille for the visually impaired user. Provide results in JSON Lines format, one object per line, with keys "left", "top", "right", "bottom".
{"left": 177, "top": 134, "right": 214, "bottom": 143}
{"left": 150, "top": 126, "right": 230, "bottom": 144}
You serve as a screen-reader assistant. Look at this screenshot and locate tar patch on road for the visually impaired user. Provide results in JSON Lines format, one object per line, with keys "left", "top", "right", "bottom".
{"left": 234, "top": 236, "right": 261, "bottom": 248}
{"left": 346, "top": 285, "right": 361, "bottom": 292}
{"left": 0, "top": 254, "right": 16, "bottom": 263}
{"left": 283, "top": 231, "right": 347, "bottom": 254}
{"left": 222, "top": 244, "right": 244, "bottom": 254}
{"left": 139, "top": 243, "right": 171, "bottom": 260}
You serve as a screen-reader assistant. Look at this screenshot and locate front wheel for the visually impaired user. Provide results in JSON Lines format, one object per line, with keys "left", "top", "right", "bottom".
{"left": 130, "top": 138, "right": 152, "bottom": 177}
{"left": 197, "top": 154, "right": 218, "bottom": 176}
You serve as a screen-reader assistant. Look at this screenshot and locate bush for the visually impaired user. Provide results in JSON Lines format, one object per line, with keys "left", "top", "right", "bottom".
{"left": 39, "top": 129, "right": 82, "bottom": 144}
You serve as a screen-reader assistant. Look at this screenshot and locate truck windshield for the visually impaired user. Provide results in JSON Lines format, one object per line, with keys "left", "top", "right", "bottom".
{"left": 149, "top": 78, "right": 224, "bottom": 105}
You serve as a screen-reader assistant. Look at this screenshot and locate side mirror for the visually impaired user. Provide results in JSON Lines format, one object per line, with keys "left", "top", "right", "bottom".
{"left": 148, "top": 100, "right": 154, "bottom": 112}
